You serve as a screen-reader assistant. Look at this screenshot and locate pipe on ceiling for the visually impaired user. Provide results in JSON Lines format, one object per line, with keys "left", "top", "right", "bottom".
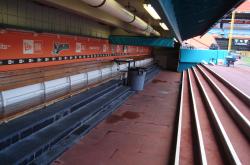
{"left": 81, "top": 0, "right": 160, "bottom": 36}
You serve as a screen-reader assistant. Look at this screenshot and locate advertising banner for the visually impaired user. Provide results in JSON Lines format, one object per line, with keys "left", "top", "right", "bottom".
{"left": 0, "top": 30, "right": 151, "bottom": 71}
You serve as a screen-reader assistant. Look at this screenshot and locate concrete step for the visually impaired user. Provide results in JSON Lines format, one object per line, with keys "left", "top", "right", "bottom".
{"left": 0, "top": 80, "right": 121, "bottom": 151}
{"left": 0, "top": 85, "right": 130, "bottom": 164}
{"left": 173, "top": 65, "right": 250, "bottom": 165}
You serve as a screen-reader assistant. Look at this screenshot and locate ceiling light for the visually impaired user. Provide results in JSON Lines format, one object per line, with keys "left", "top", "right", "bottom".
{"left": 159, "top": 22, "right": 169, "bottom": 30}
{"left": 143, "top": 4, "right": 161, "bottom": 20}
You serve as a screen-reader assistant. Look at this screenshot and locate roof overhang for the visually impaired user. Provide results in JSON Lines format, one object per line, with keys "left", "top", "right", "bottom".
{"left": 150, "top": 0, "right": 245, "bottom": 41}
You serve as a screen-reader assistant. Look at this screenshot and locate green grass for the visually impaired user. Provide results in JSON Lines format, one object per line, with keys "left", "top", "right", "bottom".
{"left": 241, "top": 56, "right": 250, "bottom": 66}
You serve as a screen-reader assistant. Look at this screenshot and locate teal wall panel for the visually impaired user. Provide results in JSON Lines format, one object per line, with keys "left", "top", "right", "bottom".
{"left": 180, "top": 49, "right": 228, "bottom": 63}
{"left": 178, "top": 49, "right": 228, "bottom": 72}
{"left": 109, "top": 36, "right": 174, "bottom": 47}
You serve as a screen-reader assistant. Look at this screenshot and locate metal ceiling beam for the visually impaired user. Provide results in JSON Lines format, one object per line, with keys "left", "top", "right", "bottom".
{"left": 150, "top": 0, "right": 182, "bottom": 42}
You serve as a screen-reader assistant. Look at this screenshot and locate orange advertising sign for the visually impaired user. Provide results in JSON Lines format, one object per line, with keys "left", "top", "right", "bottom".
{"left": 0, "top": 29, "right": 151, "bottom": 71}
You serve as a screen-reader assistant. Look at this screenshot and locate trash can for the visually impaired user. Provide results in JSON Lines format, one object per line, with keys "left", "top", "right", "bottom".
{"left": 127, "top": 67, "right": 146, "bottom": 91}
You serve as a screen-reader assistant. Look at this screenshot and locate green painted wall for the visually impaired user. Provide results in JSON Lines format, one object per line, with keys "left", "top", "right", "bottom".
{"left": 109, "top": 36, "right": 174, "bottom": 48}
{"left": 0, "top": 0, "right": 110, "bottom": 38}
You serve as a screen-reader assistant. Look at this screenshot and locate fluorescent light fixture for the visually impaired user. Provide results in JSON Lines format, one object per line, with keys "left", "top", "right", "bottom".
{"left": 143, "top": 4, "right": 161, "bottom": 20}
{"left": 159, "top": 22, "right": 169, "bottom": 30}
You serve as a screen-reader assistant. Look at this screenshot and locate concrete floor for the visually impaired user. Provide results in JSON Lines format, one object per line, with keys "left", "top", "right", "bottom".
{"left": 52, "top": 71, "right": 181, "bottom": 165}
{"left": 206, "top": 64, "right": 250, "bottom": 96}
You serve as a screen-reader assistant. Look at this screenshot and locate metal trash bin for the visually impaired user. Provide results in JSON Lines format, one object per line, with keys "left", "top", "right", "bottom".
{"left": 127, "top": 67, "right": 146, "bottom": 91}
